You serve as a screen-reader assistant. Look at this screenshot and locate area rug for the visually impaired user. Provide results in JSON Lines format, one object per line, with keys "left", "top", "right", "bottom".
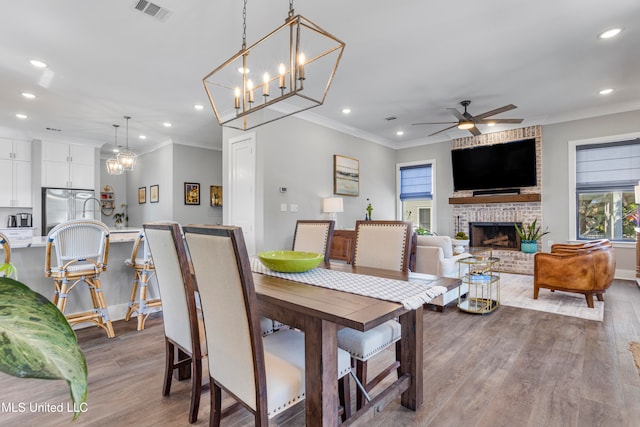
{"left": 498, "top": 273, "right": 604, "bottom": 322}
{"left": 630, "top": 342, "right": 640, "bottom": 376}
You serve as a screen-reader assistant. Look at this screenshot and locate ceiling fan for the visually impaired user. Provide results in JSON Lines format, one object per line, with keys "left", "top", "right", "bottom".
{"left": 413, "top": 100, "right": 524, "bottom": 136}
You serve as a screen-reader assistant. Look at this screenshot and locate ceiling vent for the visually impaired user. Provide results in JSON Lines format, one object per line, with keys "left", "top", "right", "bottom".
{"left": 133, "top": 0, "right": 172, "bottom": 22}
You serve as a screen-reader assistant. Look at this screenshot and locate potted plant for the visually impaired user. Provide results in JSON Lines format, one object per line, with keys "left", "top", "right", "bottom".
{"left": 113, "top": 203, "right": 128, "bottom": 229}
{"left": 452, "top": 231, "right": 470, "bottom": 254}
{"left": 0, "top": 276, "right": 88, "bottom": 420}
{"left": 515, "top": 219, "right": 549, "bottom": 253}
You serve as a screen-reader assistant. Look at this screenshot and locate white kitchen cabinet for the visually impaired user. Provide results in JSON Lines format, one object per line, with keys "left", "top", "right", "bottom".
{"left": 0, "top": 138, "right": 32, "bottom": 207}
{"left": 41, "top": 142, "right": 95, "bottom": 189}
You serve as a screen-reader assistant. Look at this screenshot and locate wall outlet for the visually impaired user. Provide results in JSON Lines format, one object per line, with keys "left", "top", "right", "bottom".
{"left": 290, "top": 204, "right": 299, "bottom": 212}
{"left": 280, "top": 203, "right": 287, "bottom": 212}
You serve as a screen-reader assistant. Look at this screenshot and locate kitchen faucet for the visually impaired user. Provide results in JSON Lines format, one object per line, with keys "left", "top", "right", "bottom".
{"left": 82, "top": 197, "right": 102, "bottom": 218}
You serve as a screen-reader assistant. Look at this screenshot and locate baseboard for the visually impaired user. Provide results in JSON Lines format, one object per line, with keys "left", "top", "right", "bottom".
{"left": 615, "top": 268, "right": 636, "bottom": 281}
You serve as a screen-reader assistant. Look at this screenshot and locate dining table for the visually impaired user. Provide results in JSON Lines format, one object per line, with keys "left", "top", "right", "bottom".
{"left": 252, "top": 260, "right": 461, "bottom": 426}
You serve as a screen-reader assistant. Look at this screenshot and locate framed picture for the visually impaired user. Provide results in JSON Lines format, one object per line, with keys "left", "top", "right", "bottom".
{"left": 333, "top": 155, "right": 359, "bottom": 196}
{"left": 138, "top": 187, "right": 146, "bottom": 204}
{"left": 184, "top": 182, "right": 200, "bottom": 205}
{"left": 210, "top": 185, "right": 222, "bottom": 207}
{"left": 150, "top": 185, "right": 159, "bottom": 203}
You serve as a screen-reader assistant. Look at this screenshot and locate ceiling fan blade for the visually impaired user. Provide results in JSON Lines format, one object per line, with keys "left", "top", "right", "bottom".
{"left": 469, "top": 126, "right": 482, "bottom": 136}
{"left": 428, "top": 124, "right": 458, "bottom": 136}
{"left": 446, "top": 108, "right": 466, "bottom": 121}
{"left": 412, "top": 121, "right": 457, "bottom": 126}
{"left": 476, "top": 118, "right": 524, "bottom": 124}
{"left": 472, "top": 104, "right": 517, "bottom": 120}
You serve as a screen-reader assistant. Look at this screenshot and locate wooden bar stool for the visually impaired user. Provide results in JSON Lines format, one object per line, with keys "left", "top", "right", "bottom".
{"left": 124, "top": 232, "right": 161, "bottom": 330}
{"left": 45, "top": 219, "right": 115, "bottom": 338}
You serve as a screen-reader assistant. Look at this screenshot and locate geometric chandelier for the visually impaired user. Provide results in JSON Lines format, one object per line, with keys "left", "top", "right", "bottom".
{"left": 202, "top": 0, "right": 345, "bottom": 131}
{"left": 116, "top": 115, "right": 137, "bottom": 171}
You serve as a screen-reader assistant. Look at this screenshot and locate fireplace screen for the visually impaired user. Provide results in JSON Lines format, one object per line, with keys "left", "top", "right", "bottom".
{"left": 469, "top": 222, "right": 521, "bottom": 250}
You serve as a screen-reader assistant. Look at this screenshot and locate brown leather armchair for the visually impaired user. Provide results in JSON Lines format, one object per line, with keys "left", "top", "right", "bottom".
{"left": 533, "top": 239, "right": 615, "bottom": 308}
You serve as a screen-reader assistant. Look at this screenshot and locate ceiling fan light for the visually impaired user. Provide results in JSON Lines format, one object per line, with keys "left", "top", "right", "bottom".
{"left": 458, "top": 120, "right": 474, "bottom": 130}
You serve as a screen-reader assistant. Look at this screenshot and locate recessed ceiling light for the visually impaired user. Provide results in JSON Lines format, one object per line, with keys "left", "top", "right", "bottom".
{"left": 194, "top": 104, "right": 204, "bottom": 110}
{"left": 342, "top": 108, "right": 351, "bottom": 114}
{"left": 163, "top": 122, "right": 172, "bottom": 127}
{"left": 396, "top": 131, "right": 404, "bottom": 136}
{"left": 29, "top": 59, "right": 47, "bottom": 68}
{"left": 21, "top": 92, "right": 36, "bottom": 99}
{"left": 599, "top": 88, "right": 614, "bottom": 95}
{"left": 139, "top": 135, "right": 147, "bottom": 140}
{"left": 598, "top": 28, "right": 622, "bottom": 39}
{"left": 16, "top": 113, "right": 27, "bottom": 119}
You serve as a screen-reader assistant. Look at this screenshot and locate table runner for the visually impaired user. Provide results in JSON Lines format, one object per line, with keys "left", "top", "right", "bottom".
{"left": 250, "top": 258, "right": 446, "bottom": 310}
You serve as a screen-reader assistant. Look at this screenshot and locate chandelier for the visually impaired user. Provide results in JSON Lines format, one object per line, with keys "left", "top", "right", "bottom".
{"left": 106, "top": 124, "right": 123, "bottom": 175}
{"left": 116, "top": 115, "right": 137, "bottom": 171}
{"left": 202, "top": 0, "right": 345, "bottom": 131}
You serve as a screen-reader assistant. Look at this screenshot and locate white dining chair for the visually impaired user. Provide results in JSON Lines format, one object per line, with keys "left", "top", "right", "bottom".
{"left": 124, "top": 231, "right": 161, "bottom": 330}
{"left": 182, "top": 224, "right": 353, "bottom": 424}
{"left": 45, "top": 219, "right": 114, "bottom": 338}
{"left": 143, "top": 222, "right": 207, "bottom": 424}
{"left": 292, "top": 219, "right": 335, "bottom": 262}
{"left": 338, "top": 220, "right": 412, "bottom": 409}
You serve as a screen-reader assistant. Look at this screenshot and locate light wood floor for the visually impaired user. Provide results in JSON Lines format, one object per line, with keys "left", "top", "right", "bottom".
{"left": 2, "top": 278, "right": 640, "bottom": 426}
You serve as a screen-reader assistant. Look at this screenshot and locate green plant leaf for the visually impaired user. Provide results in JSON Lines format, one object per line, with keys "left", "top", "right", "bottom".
{"left": 0, "top": 278, "right": 87, "bottom": 419}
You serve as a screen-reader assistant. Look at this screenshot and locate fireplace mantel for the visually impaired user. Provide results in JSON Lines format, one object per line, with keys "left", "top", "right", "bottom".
{"left": 449, "top": 193, "right": 541, "bottom": 205}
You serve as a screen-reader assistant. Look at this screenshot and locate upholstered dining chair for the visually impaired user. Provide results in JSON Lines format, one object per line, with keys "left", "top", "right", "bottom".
{"left": 182, "top": 224, "right": 353, "bottom": 425}
{"left": 292, "top": 219, "right": 335, "bottom": 262}
{"left": 143, "top": 222, "right": 207, "bottom": 424}
{"left": 45, "top": 219, "right": 114, "bottom": 338}
{"left": 124, "top": 232, "right": 161, "bottom": 330}
{"left": 338, "top": 220, "right": 412, "bottom": 409}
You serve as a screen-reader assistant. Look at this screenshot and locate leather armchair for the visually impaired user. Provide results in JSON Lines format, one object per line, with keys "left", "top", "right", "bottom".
{"left": 533, "top": 239, "right": 615, "bottom": 308}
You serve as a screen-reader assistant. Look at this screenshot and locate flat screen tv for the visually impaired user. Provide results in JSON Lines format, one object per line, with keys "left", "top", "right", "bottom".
{"left": 451, "top": 138, "right": 537, "bottom": 192}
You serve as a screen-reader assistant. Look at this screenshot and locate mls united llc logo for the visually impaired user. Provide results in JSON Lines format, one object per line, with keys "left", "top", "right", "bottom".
{"left": 1, "top": 401, "right": 88, "bottom": 414}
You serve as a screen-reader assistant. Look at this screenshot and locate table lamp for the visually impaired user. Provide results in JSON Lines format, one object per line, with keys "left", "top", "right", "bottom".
{"left": 323, "top": 197, "right": 343, "bottom": 229}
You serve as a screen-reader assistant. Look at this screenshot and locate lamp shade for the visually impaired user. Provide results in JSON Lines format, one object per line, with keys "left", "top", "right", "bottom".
{"left": 323, "top": 197, "right": 343, "bottom": 213}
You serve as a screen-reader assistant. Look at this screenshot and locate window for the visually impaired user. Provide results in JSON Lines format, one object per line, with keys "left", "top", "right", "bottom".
{"left": 576, "top": 139, "right": 640, "bottom": 241}
{"left": 398, "top": 163, "right": 433, "bottom": 232}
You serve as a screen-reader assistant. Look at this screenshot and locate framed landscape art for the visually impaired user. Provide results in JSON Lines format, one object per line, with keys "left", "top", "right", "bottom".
{"left": 334, "top": 154, "right": 359, "bottom": 196}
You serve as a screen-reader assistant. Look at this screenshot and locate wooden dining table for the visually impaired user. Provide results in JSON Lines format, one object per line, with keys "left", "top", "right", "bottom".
{"left": 253, "top": 261, "right": 460, "bottom": 426}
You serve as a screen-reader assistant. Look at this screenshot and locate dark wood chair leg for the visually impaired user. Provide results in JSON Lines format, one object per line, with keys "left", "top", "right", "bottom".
{"left": 355, "top": 360, "right": 368, "bottom": 410}
{"left": 596, "top": 292, "right": 605, "bottom": 302}
{"left": 211, "top": 380, "right": 222, "bottom": 427}
{"left": 338, "top": 375, "right": 351, "bottom": 422}
{"left": 163, "top": 340, "right": 174, "bottom": 396}
{"left": 533, "top": 285, "right": 539, "bottom": 299}
{"left": 189, "top": 357, "right": 203, "bottom": 423}
{"left": 585, "top": 293, "right": 595, "bottom": 308}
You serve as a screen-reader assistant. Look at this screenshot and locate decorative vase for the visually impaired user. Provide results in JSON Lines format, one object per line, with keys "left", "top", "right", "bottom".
{"left": 521, "top": 240, "right": 537, "bottom": 253}
{"left": 452, "top": 239, "right": 469, "bottom": 255}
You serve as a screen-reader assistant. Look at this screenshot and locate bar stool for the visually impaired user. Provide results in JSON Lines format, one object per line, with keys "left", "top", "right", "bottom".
{"left": 0, "top": 233, "right": 16, "bottom": 278}
{"left": 45, "top": 219, "right": 114, "bottom": 338}
{"left": 124, "top": 232, "right": 161, "bottom": 330}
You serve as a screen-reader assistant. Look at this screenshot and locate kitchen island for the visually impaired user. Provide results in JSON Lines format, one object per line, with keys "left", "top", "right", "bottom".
{"left": 2, "top": 228, "right": 161, "bottom": 332}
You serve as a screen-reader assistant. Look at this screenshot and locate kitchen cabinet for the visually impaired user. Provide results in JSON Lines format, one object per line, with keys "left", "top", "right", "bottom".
{"left": 0, "top": 138, "right": 32, "bottom": 207}
{"left": 41, "top": 141, "right": 95, "bottom": 189}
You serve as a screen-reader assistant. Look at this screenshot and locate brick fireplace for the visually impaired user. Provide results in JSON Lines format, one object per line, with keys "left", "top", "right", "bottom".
{"left": 449, "top": 126, "right": 543, "bottom": 275}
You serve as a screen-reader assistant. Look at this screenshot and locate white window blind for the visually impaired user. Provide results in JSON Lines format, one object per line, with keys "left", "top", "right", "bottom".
{"left": 399, "top": 164, "right": 432, "bottom": 200}
{"left": 576, "top": 139, "right": 640, "bottom": 190}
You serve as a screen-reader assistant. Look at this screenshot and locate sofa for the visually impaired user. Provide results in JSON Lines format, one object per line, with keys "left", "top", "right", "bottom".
{"left": 534, "top": 239, "right": 615, "bottom": 308}
{"left": 413, "top": 235, "right": 472, "bottom": 310}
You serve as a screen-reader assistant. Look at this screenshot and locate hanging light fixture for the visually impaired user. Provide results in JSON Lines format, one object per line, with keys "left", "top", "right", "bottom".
{"left": 203, "top": 0, "right": 345, "bottom": 131}
{"left": 117, "top": 115, "right": 137, "bottom": 171}
{"left": 106, "top": 124, "right": 123, "bottom": 175}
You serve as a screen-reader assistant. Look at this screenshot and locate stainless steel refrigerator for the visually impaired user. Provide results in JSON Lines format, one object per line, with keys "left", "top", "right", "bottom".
{"left": 41, "top": 188, "right": 98, "bottom": 235}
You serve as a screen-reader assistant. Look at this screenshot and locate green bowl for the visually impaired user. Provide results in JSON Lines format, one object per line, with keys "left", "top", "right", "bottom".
{"left": 257, "top": 250, "right": 324, "bottom": 273}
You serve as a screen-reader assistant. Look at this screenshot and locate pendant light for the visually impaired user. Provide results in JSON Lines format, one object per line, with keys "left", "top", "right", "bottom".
{"left": 117, "top": 115, "right": 137, "bottom": 171}
{"left": 106, "top": 124, "right": 123, "bottom": 175}
{"left": 202, "top": 0, "right": 345, "bottom": 131}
